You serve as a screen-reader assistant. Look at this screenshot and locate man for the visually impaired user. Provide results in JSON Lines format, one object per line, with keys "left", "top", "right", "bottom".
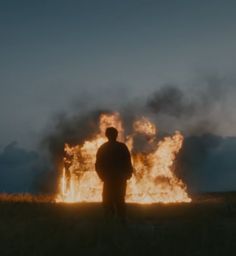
{"left": 95, "top": 127, "right": 133, "bottom": 222}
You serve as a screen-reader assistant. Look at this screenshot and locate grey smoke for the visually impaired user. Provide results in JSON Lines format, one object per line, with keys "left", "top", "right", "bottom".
{"left": 39, "top": 74, "right": 236, "bottom": 193}
{"left": 1, "top": 74, "right": 236, "bottom": 193}
{"left": 43, "top": 109, "right": 111, "bottom": 162}
{"left": 145, "top": 74, "right": 235, "bottom": 136}
{"left": 147, "top": 85, "right": 195, "bottom": 117}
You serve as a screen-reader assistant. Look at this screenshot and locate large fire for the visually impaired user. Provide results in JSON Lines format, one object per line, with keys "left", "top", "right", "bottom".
{"left": 56, "top": 113, "right": 191, "bottom": 204}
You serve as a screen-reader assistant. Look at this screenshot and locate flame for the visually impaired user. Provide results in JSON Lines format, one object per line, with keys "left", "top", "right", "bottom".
{"left": 56, "top": 113, "right": 191, "bottom": 203}
{"left": 133, "top": 117, "right": 156, "bottom": 136}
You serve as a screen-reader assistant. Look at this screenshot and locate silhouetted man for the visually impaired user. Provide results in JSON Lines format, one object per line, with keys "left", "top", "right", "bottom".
{"left": 95, "top": 127, "right": 133, "bottom": 222}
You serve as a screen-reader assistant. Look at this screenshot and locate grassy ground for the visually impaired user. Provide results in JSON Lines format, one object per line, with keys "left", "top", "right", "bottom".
{"left": 0, "top": 193, "right": 235, "bottom": 256}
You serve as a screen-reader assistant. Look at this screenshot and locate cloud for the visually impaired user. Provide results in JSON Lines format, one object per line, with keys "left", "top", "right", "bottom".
{"left": 0, "top": 142, "right": 49, "bottom": 193}
{"left": 177, "top": 134, "right": 236, "bottom": 192}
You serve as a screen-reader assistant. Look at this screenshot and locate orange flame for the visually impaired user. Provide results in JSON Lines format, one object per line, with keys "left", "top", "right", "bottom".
{"left": 56, "top": 113, "right": 191, "bottom": 203}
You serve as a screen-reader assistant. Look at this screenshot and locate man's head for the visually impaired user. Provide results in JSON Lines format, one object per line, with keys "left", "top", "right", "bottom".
{"left": 105, "top": 127, "right": 118, "bottom": 141}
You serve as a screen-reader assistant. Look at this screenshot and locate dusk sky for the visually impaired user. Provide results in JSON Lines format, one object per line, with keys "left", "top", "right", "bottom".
{"left": 0, "top": 0, "right": 236, "bottom": 193}
{"left": 1, "top": 0, "right": 236, "bottom": 149}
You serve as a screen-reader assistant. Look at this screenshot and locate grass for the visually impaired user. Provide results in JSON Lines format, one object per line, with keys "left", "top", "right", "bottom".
{"left": 0, "top": 193, "right": 235, "bottom": 256}
{"left": 0, "top": 193, "right": 54, "bottom": 203}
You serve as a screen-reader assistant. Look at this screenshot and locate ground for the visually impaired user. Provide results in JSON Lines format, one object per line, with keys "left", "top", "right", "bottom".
{"left": 0, "top": 193, "right": 235, "bottom": 256}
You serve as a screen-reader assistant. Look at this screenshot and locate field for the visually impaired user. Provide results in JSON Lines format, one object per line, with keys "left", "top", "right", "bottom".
{"left": 0, "top": 193, "right": 235, "bottom": 256}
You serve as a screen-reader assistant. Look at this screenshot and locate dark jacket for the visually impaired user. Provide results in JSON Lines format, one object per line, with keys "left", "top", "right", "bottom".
{"left": 95, "top": 141, "right": 133, "bottom": 181}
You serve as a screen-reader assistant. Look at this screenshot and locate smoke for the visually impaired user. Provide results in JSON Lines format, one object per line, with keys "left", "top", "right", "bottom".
{"left": 36, "top": 109, "right": 114, "bottom": 192}
{"left": 1, "top": 73, "right": 233, "bottom": 193}
{"left": 43, "top": 74, "right": 234, "bottom": 155}
{"left": 142, "top": 75, "right": 236, "bottom": 192}
{"left": 36, "top": 74, "right": 236, "bottom": 193}
{"left": 147, "top": 85, "right": 195, "bottom": 117}
{"left": 42, "top": 109, "right": 111, "bottom": 160}
{"left": 145, "top": 74, "right": 234, "bottom": 136}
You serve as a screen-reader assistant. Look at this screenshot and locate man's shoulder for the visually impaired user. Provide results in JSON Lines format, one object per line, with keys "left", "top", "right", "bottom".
{"left": 98, "top": 141, "right": 128, "bottom": 150}
{"left": 99, "top": 142, "right": 109, "bottom": 148}
{"left": 116, "top": 141, "right": 128, "bottom": 150}
{"left": 97, "top": 142, "right": 109, "bottom": 152}
{"left": 116, "top": 141, "right": 126, "bottom": 146}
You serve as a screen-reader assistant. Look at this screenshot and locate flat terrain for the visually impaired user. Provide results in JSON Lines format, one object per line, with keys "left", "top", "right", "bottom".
{"left": 0, "top": 193, "right": 235, "bottom": 256}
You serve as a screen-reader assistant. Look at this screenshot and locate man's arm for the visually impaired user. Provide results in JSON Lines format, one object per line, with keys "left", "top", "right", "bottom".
{"left": 95, "top": 146, "right": 105, "bottom": 181}
{"left": 123, "top": 144, "right": 133, "bottom": 179}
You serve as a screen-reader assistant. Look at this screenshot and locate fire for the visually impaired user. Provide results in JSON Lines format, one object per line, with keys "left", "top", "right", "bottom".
{"left": 56, "top": 113, "right": 191, "bottom": 203}
{"left": 133, "top": 117, "right": 156, "bottom": 136}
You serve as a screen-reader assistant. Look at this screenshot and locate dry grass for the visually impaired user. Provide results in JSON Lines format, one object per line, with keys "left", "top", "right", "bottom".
{"left": 0, "top": 192, "right": 235, "bottom": 256}
{"left": 0, "top": 193, "right": 54, "bottom": 203}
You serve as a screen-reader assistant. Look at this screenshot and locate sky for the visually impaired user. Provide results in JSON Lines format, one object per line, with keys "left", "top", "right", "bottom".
{"left": 0, "top": 0, "right": 236, "bottom": 149}
{"left": 0, "top": 0, "right": 236, "bottom": 193}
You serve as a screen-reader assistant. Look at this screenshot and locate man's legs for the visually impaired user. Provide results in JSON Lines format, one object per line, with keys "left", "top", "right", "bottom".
{"left": 102, "top": 181, "right": 115, "bottom": 218}
{"left": 114, "top": 179, "right": 127, "bottom": 222}
{"left": 103, "top": 179, "right": 127, "bottom": 222}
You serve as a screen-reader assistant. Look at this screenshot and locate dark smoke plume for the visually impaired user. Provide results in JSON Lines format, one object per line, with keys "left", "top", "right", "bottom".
{"left": 38, "top": 74, "right": 236, "bottom": 193}
{"left": 145, "top": 74, "right": 234, "bottom": 135}
{"left": 1, "top": 74, "right": 235, "bottom": 194}
{"left": 147, "top": 85, "right": 195, "bottom": 117}
{"left": 39, "top": 109, "right": 112, "bottom": 192}
{"left": 43, "top": 109, "right": 111, "bottom": 160}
